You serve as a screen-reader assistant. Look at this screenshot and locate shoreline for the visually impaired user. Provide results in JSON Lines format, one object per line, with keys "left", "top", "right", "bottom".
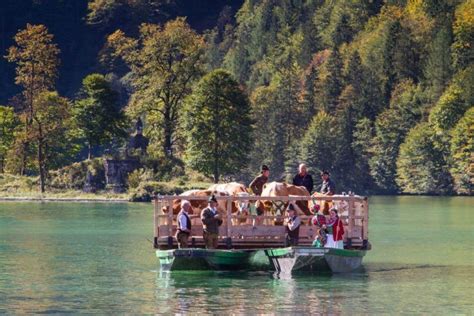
{"left": 0, "top": 196, "right": 131, "bottom": 203}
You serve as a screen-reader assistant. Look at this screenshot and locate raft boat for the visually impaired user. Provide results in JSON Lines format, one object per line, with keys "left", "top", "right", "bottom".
{"left": 153, "top": 194, "right": 370, "bottom": 273}
{"left": 265, "top": 247, "right": 367, "bottom": 274}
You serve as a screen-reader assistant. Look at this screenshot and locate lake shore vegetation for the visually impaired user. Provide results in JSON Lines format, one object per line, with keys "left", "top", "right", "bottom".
{"left": 0, "top": 0, "right": 472, "bottom": 197}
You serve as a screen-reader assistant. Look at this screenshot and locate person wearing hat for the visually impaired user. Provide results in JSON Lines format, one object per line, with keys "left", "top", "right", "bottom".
{"left": 318, "top": 170, "right": 336, "bottom": 215}
{"left": 320, "top": 170, "right": 335, "bottom": 195}
{"left": 284, "top": 204, "right": 301, "bottom": 246}
{"left": 200, "top": 195, "right": 223, "bottom": 249}
{"left": 249, "top": 164, "right": 269, "bottom": 196}
{"left": 249, "top": 165, "right": 269, "bottom": 222}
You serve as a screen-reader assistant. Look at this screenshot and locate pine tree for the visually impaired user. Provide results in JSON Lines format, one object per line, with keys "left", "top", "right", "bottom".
{"left": 316, "top": 48, "right": 343, "bottom": 113}
{"left": 424, "top": 25, "right": 453, "bottom": 101}
{"left": 184, "top": 70, "right": 252, "bottom": 183}
{"left": 370, "top": 80, "right": 425, "bottom": 192}
{"left": 451, "top": 0, "right": 474, "bottom": 70}
{"left": 300, "top": 112, "right": 338, "bottom": 183}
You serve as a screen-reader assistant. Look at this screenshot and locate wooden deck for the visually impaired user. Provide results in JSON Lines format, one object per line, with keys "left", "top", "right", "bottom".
{"left": 153, "top": 194, "right": 369, "bottom": 250}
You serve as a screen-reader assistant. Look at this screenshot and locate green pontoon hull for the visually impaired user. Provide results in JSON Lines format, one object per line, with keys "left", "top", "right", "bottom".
{"left": 265, "top": 247, "right": 366, "bottom": 273}
{"left": 156, "top": 249, "right": 255, "bottom": 272}
{"left": 156, "top": 247, "right": 365, "bottom": 273}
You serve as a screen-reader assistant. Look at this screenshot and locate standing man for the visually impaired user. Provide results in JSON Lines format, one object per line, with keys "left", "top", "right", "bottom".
{"left": 292, "top": 163, "right": 314, "bottom": 194}
{"left": 249, "top": 164, "right": 269, "bottom": 196}
{"left": 249, "top": 165, "right": 269, "bottom": 223}
{"left": 200, "top": 195, "right": 223, "bottom": 249}
{"left": 284, "top": 204, "right": 301, "bottom": 246}
{"left": 176, "top": 200, "right": 192, "bottom": 248}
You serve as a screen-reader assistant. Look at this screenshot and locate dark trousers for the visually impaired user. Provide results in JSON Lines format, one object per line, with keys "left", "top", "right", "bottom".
{"left": 285, "top": 234, "right": 299, "bottom": 247}
{"left": 176, "top": 232, "right": 190, "bottom": 248}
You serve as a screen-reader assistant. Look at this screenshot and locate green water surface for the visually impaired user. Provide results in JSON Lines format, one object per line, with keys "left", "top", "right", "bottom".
{"left": 0, "top": 196, "right": 472, "bottom": 314}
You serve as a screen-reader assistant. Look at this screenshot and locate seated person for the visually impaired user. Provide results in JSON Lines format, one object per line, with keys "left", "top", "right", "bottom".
{"left": 314, "top": 170, "right": 336, "bottom": 215}
{"left": 284, "top": 204, "right": 301, "bottom": 247}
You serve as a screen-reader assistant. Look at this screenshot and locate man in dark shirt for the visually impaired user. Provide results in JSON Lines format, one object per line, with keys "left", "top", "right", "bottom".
{"left": 319, "top": 170, "right": 335, "bottom": 215}
{"left": 284, "top": 204, "right": 301, "bottom": 246}
{"left": 320, "top": 170, "right": 335, "bottom": 195}
{"left": 249, "top": 165, "right": 269, "bottom": 196}
{"left": 292, "top": 163, "right": 313, "bottom": 194}
{"left": 249, "top": 165, "right": 269, "bottom": 219}
{"left": 200, "top": 195, "right": 223, "bottom": 249}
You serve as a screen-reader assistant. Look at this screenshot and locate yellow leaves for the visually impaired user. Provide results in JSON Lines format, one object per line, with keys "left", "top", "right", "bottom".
{"left": 5, "top": 24, "right": 60, "bottom": 95}
{"left": 453, "top": 0, "right": 474, "bottom": 41}
{"left": 405, "top": 0, "right": 425, "bottom": 16}
{"left": 455, "top": 0, "right": 474, "bottom": 27}
{"left": 403, "top": 0, "right": 434, "bottom": 44}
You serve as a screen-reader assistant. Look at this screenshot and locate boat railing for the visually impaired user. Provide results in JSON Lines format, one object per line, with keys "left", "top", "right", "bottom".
{"left": 153, "top": 194, "right": 369, "bottom": 250}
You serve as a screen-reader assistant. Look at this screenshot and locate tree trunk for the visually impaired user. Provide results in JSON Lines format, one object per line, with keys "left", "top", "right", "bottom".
{"left": 164, "top": 129, "right": 172, "bottom": 157}
{"left": 213, "top": 161, "right": 219, "bottom": 184}
{"left": 88, "top": 143, "right": 92, "bottom": 160}
{"left": 38, "top": 140, "right": 45, "bottom": 193}
{"left": 20, "top": 139, "right": 28, "bottom": 176}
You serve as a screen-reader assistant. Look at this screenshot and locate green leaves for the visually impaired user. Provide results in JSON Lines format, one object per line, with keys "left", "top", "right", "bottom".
{"left": 107, "top": 17, "right": 205, "bottom": 157}
{"left": 396, "top": 122, "right": 452, "bottom": 194}
{"left": 72, "top": 74, "right": 126, "bottom": 159}
{"left": 0, "top": 106, "right": 17, "bottom": 172}
{"left": 450, "top": 107, "right": 474, "bottom": 194}
{"left": 184, "top": 69, "right": 252, "bottom": 182}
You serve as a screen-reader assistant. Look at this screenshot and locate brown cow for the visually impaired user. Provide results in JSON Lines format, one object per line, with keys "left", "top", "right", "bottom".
{"left": 161, "top": 189, "right": 230, "bottom": 215}
{"left": 258, "top": 182, "right": 312, "bottom": 224}
{"left": 208, "top": 182, "right": 250, "bottom": 224}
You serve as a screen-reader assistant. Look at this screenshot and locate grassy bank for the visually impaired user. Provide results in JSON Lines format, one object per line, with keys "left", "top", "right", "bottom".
{"left": 0, "top": 174, "right": 213, "bottom": 202}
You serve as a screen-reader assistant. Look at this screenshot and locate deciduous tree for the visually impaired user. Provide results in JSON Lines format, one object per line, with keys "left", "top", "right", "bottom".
{"left": 450, "top": 107, "right": 474, "bottom": 194}
{"left": 107, "top": 18, "right": 205, "bottom": 158}
{"left": 30, "top": 91, "right": 71, "bottom": 192}
{"left": 73, "top": 74, "right": 127, "bottom": 159}
{"left": 396, "top": 121, "right": 453, "bottom": 194}
{"left": 5, "top": 24, "right": 60, "bottom": 175}
{"left": 0, "top": 106, "right": 17, "bottom": 173}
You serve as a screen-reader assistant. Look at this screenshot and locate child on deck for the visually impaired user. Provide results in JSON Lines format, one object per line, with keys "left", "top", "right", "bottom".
{"left": 311, "top": 204, "right": 327, "bottom": 248}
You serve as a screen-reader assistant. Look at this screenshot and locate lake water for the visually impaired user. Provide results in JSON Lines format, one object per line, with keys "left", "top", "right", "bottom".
{"left": 0, "top": 196, "right": 472, "bottom": 314}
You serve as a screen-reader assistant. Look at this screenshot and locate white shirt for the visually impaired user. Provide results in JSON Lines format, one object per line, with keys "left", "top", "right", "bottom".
{"left": 178, "top": 210, "right": 190, "bottom": 231}
{"left": 287, "top": 216, "right": 301, "bottom": 231}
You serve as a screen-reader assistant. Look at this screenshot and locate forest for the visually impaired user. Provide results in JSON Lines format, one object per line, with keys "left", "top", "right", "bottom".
{"left": 0, "top": 0, "right": 472, "bottom": 196}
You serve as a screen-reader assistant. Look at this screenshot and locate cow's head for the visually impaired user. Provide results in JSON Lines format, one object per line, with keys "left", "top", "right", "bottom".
{"left": 236, "top": 192, "right": 250, "bottom": 215}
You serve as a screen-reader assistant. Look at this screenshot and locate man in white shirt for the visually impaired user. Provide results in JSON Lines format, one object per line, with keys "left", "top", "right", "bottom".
{"left": 176, "top": 200, "right": 192, "bottom": 248}
{"left": 284, "top": 204, "right": 301, "bottom": 246}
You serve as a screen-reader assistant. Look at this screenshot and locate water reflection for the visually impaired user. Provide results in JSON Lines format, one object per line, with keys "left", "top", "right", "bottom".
{"left": 154, "top": 271, "right": 370, "bottom": 314}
